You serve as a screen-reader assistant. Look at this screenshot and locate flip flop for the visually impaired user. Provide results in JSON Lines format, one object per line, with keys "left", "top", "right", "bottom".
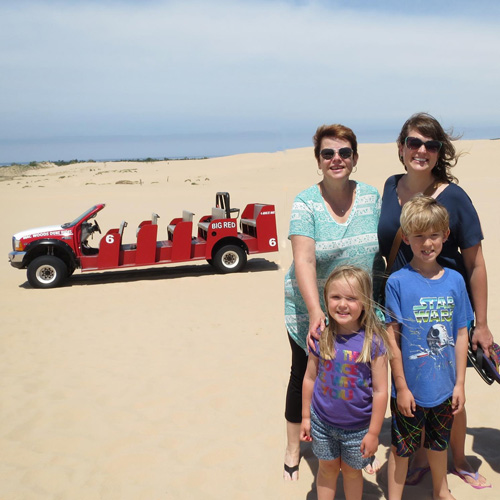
{"left": 405, "top": 466, "right": 430, "bottom": 486}
{"left": 363, "top": 456, "right": 381, "bottom": 475}
{"left": 467, "top": 327, "right": 500, "bottom": 385}
{"left": 451, "top": 468, "right": 492, "bottom": 489}
{"left": 283, "top": 463, "right": 299, "bottom": 481}
{"left": 483, "top": 342, "right": 500, "bottom": 383}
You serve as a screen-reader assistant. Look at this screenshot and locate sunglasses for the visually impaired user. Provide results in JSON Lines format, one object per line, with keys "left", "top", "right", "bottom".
{"left": 320, "top": 147, "right": 353, "bottom": 160}
{"left": 405, "top": 136, "right": 442, "bottom": 153}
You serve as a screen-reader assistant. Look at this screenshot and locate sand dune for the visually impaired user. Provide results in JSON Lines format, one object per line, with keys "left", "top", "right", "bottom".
{"left": 1, "top": 140, "right": 499, "bottom": 499}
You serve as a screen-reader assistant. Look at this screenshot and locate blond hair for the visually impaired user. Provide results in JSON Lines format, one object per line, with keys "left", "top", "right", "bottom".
{"left": 400, "top": 195, "right": 449, "bottom": 236}
{"left": 320, "top": 265, "right": 391, "bottom": 362}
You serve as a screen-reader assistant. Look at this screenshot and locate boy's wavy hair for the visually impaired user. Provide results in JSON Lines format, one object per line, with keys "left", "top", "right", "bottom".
{"left": 397, "top": 112, "right": 462, "bottom": 184}
{"left": 320, "top": 265, "right": 391, "bottom": 363}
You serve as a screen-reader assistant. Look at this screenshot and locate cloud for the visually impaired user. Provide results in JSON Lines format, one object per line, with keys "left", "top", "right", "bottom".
{"left": 1, "top": 0, "right": 499, "bottom": 142}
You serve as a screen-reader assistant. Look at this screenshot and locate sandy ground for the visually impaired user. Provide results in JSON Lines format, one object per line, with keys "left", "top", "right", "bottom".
{"left": 1, "top": 140, "right": 499, "bottom": 499}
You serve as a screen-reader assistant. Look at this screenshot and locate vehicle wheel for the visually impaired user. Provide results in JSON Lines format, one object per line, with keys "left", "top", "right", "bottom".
{"left": 27, "top": 256, "right": 68, "bottom": 289}
{"left": 212, "top": 245, "right": 247, "bottom": 274}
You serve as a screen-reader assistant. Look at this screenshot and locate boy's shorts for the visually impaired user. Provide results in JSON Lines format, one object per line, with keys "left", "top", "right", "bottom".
{"left": 391, "top": 397, "right": 454, "bottom": 457}
{"left": 310, "top": 407, "right": 371, "bottom": 470}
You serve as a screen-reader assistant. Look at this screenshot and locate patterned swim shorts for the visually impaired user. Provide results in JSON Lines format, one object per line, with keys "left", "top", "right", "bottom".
{"left": 391, "top": 397, "right": 454, "bottom": 457}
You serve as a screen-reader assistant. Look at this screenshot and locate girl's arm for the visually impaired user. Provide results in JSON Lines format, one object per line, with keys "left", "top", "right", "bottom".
{"left": 387, "top": 322, "right": 415, "bottom": 417}
{"left": 452, "top": 326, "right": 468, "bottom": 414}
{"left": 462, "top": 243, "right": 493, "bottom": 355}
{"left": 300, "top": 354, "right": 319, "bottom": 442}
{"left": 291, "top": 235, "right": 326, "bottom": 344}
{"left": 360, "top": 354, "right": 388, "bottom": 458}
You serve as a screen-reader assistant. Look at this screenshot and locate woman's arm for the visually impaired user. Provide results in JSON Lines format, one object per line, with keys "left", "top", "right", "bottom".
{"left": 452, "top": 326, "right": 468, "bottom": 415}
{"left": 360, "top": 354, "right": 388, "bottom": 458}
{"left": 462, "top": 243, "right": 494, "bottom": 354}
{"left": 291, "top": 235, "right": 326, "bottom": 339}
{"left": 300, "top": 354, "right": 319, "bottom": 442}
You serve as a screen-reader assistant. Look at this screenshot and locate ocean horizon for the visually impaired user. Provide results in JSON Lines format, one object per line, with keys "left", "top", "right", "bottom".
{"left": 2, "top": 125, "right": 499, "bottom": 166}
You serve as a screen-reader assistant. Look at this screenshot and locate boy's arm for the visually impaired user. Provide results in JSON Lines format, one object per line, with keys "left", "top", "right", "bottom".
{"left": 360, "top": 354, "right": 388, "bottom": 458}
{"left": 300, "top": 354, "right": 319, "bottom": 442}
{"left": 452, "top": 326, "right": 468, "bottom": 414}
{"left": 387, "top": 321, "right": 416, "bottom": 417}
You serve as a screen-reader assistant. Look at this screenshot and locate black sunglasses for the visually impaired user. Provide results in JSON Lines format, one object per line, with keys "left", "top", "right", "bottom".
{"left": 320, "top": 147, "right": 353, "bottom": 160}
{"left": 405, "top": 136, "right": 442, "bottom": 153}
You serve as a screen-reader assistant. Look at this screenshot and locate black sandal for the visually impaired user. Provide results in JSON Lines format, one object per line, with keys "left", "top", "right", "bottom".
{"left": 283, "top": 463, "right": 299, "bottom": 479}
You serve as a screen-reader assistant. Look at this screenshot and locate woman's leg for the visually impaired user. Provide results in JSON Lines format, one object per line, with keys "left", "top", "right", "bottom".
{"left": 340, "top": 461, "right": 363, "bottom": 500}
{"left": 317, "top": 458, "right": 341, "bottom": 500}
{"left": 284, "top": 333, "right": 308, "bottom": 480}
{"left": 450, "top": 408, "right": 490, "bottom": 487}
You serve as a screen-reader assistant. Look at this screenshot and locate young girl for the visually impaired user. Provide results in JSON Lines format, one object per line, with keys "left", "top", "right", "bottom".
{"left": 300, "top": 265, "right": 390, "bottom": 500}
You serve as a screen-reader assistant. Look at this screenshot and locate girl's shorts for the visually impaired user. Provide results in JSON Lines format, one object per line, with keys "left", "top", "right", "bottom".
{"left": 310, "top": 407, "right": 371, "bottom": 470}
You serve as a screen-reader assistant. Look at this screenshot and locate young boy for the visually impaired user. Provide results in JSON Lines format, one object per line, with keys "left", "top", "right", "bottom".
{"left": 385, "top": 195, "right": 472, "bottom": 500}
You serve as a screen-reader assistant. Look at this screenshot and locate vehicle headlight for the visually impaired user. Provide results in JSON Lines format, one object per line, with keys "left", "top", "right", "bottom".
{"left": 13, "top": 238, "right": 24, "bottom": 252}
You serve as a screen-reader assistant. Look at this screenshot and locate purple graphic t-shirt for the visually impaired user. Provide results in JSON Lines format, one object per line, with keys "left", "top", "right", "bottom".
{"left": 310, "top": 330, "right": 386, "bottom": 430}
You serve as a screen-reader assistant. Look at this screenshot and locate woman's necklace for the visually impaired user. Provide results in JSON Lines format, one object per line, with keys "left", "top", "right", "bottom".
{"left": 397, "top": 175, "right": 440, "bottom": 205}
{"left": 322, "top": 181, "right": 354, "bottom": 215}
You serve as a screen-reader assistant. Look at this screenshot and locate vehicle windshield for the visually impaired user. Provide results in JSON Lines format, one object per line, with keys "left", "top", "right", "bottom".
{"left": 62, "top": 206, "right": 98, "bottom": 228}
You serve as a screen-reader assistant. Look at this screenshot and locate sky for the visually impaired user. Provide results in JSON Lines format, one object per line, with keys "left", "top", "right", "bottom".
{"left": 1, "top": 0, "right": 500, "bottom": 162}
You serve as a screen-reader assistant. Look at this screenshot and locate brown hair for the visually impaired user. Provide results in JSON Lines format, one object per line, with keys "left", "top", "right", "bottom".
{"left": 397, "top": 112, "right": 462, "bottom": 183}
{"left": 313, "top": 124, "right": 358, "bottom": 162}
{"left": 320, "top": 265, "right": 391, "bottom": 362}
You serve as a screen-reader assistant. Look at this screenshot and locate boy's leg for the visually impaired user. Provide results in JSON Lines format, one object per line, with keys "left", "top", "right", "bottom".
{"left": 387, "top": 446, "right": 409, "bottom": 500}
{"left": 388, "top": 397, "right": 424, "bottom": 499}
{"left": 424, "top": 399, "right": 455, "bottom": 499}
{"left": 317, "top": 458, "right": 341, "bottom": 500}
{"left": 340, "top": 460, "right": 363, "bottom": 500}
{"left": 426, "top": 449, "right": 455, "bottom": 500}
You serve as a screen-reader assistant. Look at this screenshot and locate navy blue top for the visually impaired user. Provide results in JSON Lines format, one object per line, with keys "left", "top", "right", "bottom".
{"left": 378, "top": 174, "right": 483, "bottom": 290}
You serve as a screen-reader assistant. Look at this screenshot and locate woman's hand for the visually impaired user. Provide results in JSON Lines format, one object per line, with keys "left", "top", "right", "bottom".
{"left": 307, "top": 311, "right": 326, "bottom": 351}
{"left": 471, "top": 324, "right": 494, "bottom": 357}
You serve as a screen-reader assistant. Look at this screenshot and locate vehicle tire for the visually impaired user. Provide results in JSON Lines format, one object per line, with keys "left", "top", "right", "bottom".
{"left": 27, "top": 256, "right": 68, "bottom": 289}
{"left": 212, "top": 245, "right": 247, "bottom": 274}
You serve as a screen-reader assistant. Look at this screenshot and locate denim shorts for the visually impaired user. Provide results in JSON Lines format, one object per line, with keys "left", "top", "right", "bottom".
{"left": 310, "top": 407, "right": 371, "bottom": 470}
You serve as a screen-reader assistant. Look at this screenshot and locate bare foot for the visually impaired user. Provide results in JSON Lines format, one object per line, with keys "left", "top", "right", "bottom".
{"left": 363, "top": 457, "right": 381, "bottom": 475}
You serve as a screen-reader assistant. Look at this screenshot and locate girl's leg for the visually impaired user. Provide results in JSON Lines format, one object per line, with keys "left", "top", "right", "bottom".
{"left": 450, "top": 408, "right": 489, "bottom": 487}
{"left": 317, "top": 458, "right": 341, "bottom": 500}
{"left": 427, "top": 448, "right": 455, "bottom": 500}
{"left": 284, "top": 333, "right": 308, "bottom": 480}
{"left": 387, "top": 445, "right": 409, "bottom": 500}
{"left": 340, "top": 461, "right": 363, "bottom": 500}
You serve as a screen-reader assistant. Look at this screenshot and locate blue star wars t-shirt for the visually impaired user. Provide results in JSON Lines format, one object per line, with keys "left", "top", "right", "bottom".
{"left": 385, "top": 264, "right": 473, "bottom": 407}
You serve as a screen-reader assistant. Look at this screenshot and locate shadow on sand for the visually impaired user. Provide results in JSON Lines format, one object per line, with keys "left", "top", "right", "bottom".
{"left": 298, "top": 417, "right": 500, "bottom": 499}
{"left": 19, "top": 257, "right": 280, "bottom": 289}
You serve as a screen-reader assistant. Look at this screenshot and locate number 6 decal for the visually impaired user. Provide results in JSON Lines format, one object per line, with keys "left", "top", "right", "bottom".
{"left": 269, "top": 238, "right": 277, "bottom": 247}
{"left": 106, "top": 234, "right": 115, "bottom": 244}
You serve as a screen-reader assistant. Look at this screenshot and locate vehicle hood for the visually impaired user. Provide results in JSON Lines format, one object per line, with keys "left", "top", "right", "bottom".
{"left": 13, "top": 225, "right": 73, "bottom": 240}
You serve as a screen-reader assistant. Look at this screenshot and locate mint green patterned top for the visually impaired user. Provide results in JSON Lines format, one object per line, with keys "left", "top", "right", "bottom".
{"left": 284, "top": 182, "right": 384, "bottom": 352}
